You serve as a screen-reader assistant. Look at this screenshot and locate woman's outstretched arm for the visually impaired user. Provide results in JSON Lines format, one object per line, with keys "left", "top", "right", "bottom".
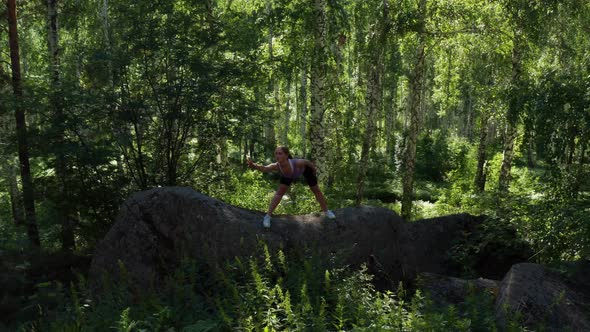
{"left": 247, "top": 158, "right": 277, "bottom": 173}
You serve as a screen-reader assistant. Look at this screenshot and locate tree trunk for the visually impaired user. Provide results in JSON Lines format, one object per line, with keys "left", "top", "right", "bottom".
{"left": 525, "top": 129, "right": 535, "bottom": 168}
{"left": 0, "top": 102, "right": 24, "bottom": 225}
{"left": 264, "top": 0, "right": 277, "bottom": 155}
{"left": 73, "top": 0, "right": 82, "bottom": 85}
{"left": 384, "top": 70, "right": 398, "bottom": 164}
{"left": 464, "top": 93, "right": 474, "bottom": 140}
{"left": 384, "top": 40, "right": 400, "bottom": 165}
{"left": 281, "top": 79, "right": 291, "bottom": 145}
{"left": 401, "top": 42, "right": 425, "bottom": 220}
{"left": 8, "top": 0, "right": 41, "bottom": 249}
{"left": 163, "top": 112, "right": 178, "bottom": 187}
{"left": 47, "top": 0, "right": 75, "bottom": 252}
{"left": 102, "top": 0, "right": 127, "bottom": 184}
{"left": 242, "top": 136, "right": 248, "bottom": 165}
{"left": 264, "top": 109, "right": 277, "bottom": 156}
{"left": 384, "top": 95, "right": 396, "bottom": 163}
{"left": 401, "top": 1, "right": 426, "bottom": 220}
{"left": 498, "top": 34, "right": 523, "bottom": 192}
{"left": 216, "top": 137, "right": 228, "bottom": 166}
{"left": 299, "top": 65, "right": 308, "bottom": 157}
{"left": 499, "top": 121, "right": 518, "bottom": 192}
{"left": 574, "top": 134, "right": 588, "bottom": 199}
{"left": 356, "top": 0, "right": 389, "bottom": 205}
{"left": 344, "top": 17, "right": 360, "bottom": 163}
{"left": 474, "top": 112, "right": 489, "bottom": 191}
{"left": 356, "top": 63, "right": 380, "bottom": 205}
{"left": 579, "top": 135, "right": 587, "bottom": 166}
{"left": 101, "top": 0, "right": 114, "bottom": 87}
{"left": 132, "top": 113, "right": 149, "bottom": 189}
{"left": 4, "top": 159, "right": 25, "bottom": 225}
{"left": 249, "top": 138, "right": 255, "bottom": 161}
{"left": 566, "top": 126, "right": 576, "bottom": 167}
{"left": 310, "top": 0, "right": 328, "bottom": 179}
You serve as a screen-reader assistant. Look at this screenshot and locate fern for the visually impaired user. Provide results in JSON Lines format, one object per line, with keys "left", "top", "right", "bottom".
{"left": 115, "top": 307, "right": 138, "bottom": 332}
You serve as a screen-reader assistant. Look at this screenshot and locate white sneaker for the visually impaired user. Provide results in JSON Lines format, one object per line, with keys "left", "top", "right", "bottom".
{"left": 325, "top": 210, "right": 336, "bottom": 219}
{"left": 263, "top": 214, "right": 271, "bottom": 228}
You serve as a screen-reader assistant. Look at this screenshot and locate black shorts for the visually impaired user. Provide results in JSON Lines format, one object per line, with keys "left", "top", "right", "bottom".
{"left": 279, "top": 166, "right": 318, "bottom": 187}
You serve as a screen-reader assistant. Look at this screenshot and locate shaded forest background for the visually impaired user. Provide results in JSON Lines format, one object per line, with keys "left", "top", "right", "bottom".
{"left": 2, "top": 0, "right": 589, "bottom": 260}
{"left": 1, "top": 0, "right": 589, "bottom": 261}
{"left": 1, "top": 0, "right": 590, "bottom": 330}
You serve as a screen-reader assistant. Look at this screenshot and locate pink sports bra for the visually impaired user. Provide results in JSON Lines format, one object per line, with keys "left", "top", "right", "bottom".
{"left": 278, "top": 159, "right": 304, "bottom": 179}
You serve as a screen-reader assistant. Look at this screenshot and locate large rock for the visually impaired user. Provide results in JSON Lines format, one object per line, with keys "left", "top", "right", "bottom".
{"left": 88, "top": 187, "right": 511, "bottom": 290}
{"left": 399, "top": 213, "right": 480, "bottom": 279}
{"left": 495, "top": 262, "right": 590, "bottom": 331}
{"left": 417, "top": 272, "right": 499, "bottom": 307}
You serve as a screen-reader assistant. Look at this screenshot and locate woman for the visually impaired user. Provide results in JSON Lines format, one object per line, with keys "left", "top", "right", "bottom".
{"left": 247, "top": 146, "right": 336, "bottom": 228}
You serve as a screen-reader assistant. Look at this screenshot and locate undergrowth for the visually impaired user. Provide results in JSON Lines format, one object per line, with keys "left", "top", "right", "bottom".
{"left": 7, "top": 242, "right": 523, "bottom": 331}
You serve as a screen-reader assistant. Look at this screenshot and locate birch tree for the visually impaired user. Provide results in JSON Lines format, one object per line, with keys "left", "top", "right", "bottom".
{"left": 280, "top": 79, "right": 292, "bottom": 145}
{"left": 309, "top": 0, "right": 328, "bottom": 178}
{"left": 265, "top": 0, "right": 277, "bottom": 154}
{"left": 7, "top": 0, "right": 40, "bottom": 248}
{"left": 384, "top": 40, "right": 401, "bottom": 163}
{"left": 355, "top": 0, "right": 389, "bottom": 205}
{"left": 498, "top": 0, "right": 556, "bottom": 191}
{"left": 401, "top": 0, "right": 427, "bottom": 220}
{"left": 299, "top": 64, "right": 308, "bottom": 157}
{"left": 498, "top": 32, "right": 523, "bottom": 192}
{"left": 47, "top": 0, "right": 75, "bottom": 252}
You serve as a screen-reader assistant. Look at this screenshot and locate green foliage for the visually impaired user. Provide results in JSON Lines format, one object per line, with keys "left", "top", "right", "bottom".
{"left": 416, "top": 132, "right": 449, "bottom": 182}
{"left": 0, "top": 211, "right": 29, "bottom": 252}
{"left": 416, "top": 131, "right": 470, "bottom": 183}
{"left": 212, "top": 167, "right": 335, "bottom": 216}
{"left": 447, "top": 216, "right": 532, "bottom": 279}
{"left": 506, "top": 167, "right": 590, "bottom": 262}
{"left": 212, "top": 167, "right": 273, "bottom": 211}
{"left": 6, "top": 242, "right": 526, "bottom": 331}
{"left": 420, "top": 138, "right": 480, "bottom": 215}
{"left": 213, "top": 243, "right": 522, "bottom": 331}
{"left": 8, "top": 257, "right": 218, "bottom": 331}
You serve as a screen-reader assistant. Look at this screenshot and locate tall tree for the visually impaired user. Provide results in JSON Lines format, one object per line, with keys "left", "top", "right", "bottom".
{"left": 383, "top": 39, "right": 400, "bottom": 163}
{"left": 100, "top": 0, "right": 114, "bottom": 86}
{"left": 47, "top": 0, "right": 75, "bottom": 252}
{"left": 498, "top": 0, "right": 557, "bottom": 191}
{"left": 0, "top": 51, "right": 24, "bottom": 225}
{"left": 309, "top": 0, "right": 328, "bottom": 178}
{"left": 105, "top": 0, "right": 256, "bottom": 189}
{"left": 498, "top": 31, "right": 523, "bottom": 192}
{"left": 281, "top": 78, "right": 292, "bottom": 145}
{"left": 471, "top": 38, "right": 508, "bottom": 192}
{"left": 2, "top": 159, "right": 25, "bottom": 225}
{"left": 355, "top": 0, "right": 389, "bottom": 205}
{"left": 7, "top": 0, "right": 40, "bottom": 249}
{"left": 299, "top": 64, "right": 308, "bottom": 157}
{"left": 265, "top": 0, "right": 277, "bottom": 153}
{"left": 401, "top": 0, "right": 427, "bottom": 220}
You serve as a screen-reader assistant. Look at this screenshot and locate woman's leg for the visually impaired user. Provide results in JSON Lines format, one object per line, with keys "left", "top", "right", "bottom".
{"left": 267, "top": 184, "right": 290, "bottom": 215}
{"left": 309, "top": 185, "right": 328, "bottom": 212}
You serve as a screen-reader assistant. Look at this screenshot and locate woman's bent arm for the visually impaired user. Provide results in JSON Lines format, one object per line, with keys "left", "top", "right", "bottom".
{"left": 303, "top": 159, "right": 316, "bottom": 172}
